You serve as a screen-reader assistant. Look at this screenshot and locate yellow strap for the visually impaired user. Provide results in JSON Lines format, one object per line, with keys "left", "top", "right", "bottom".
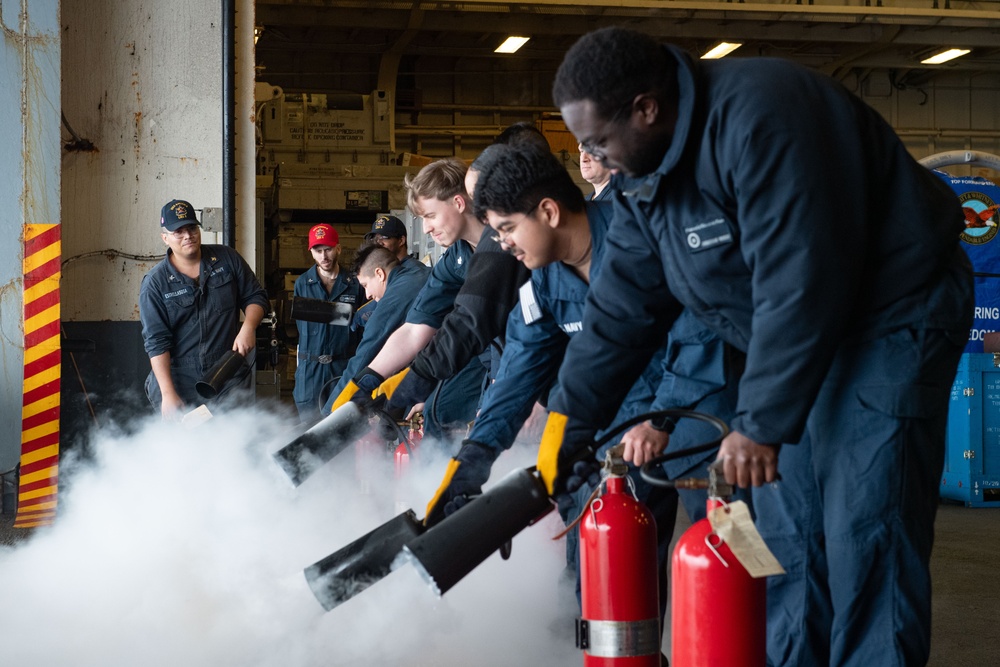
{"left": 330, "top": 380, "right": 360, "bottom": 412}
{"left": 375, "top": 367, "right": 410, "bottom": 401}
{"left": 537, "top": 411, "right": 568, "bottom": 495}
{"left": 424, "top": 457, "right": 462, "bottom": 524}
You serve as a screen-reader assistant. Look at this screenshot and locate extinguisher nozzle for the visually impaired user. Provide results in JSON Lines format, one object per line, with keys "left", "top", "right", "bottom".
{"left": 272, "top": 402, "right": 372, "bottom": 486}
{"left": 399, "top": 467, "right": 553, "bottom": 597}
{"left": 303, "top": 509, "right": 425, "bottom": 611}
{"left": 397, "top": 544, "right": 443, "bottom": 597}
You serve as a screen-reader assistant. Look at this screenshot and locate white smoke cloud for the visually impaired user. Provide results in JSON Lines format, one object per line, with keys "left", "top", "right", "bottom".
{"left": 0, "top": 407, "right": 579, "bottom": 666}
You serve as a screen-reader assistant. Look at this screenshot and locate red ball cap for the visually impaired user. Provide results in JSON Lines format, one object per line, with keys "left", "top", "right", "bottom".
{"left": 308, "top": 223, "right": 339, "bottom": 249}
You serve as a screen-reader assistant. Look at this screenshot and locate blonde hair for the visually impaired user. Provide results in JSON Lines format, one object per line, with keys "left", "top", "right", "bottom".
{"left": 404, "top": 157, "right": 469, "bottom": 213}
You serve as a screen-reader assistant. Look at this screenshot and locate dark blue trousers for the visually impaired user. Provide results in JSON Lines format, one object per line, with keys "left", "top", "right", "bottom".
{"left": 754, "top": 326, "right": 966, "bottom": 666}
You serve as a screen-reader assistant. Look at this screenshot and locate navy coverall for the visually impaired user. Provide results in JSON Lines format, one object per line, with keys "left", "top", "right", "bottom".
{"left": 550, "top": 48, "right": 973, "bottom": 666}
{"left": 140, "top": 244, "right": 269, "bottom": 409}
{"left": 293, "top": 265, "right": 363, "bottom": 422}
{"left": 331, "top": 259, "right": 430, "bottom": 399}
{"left": 471, "top": 202, "right": 741, "bottom": 610}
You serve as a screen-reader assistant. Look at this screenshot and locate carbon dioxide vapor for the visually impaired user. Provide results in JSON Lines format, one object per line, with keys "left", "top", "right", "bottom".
{"left": 0, "top": 405, "right": 579, "bottom": 667}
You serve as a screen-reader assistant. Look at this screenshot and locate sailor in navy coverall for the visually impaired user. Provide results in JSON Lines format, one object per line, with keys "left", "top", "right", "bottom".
{"left": 293, "top": 224, "right": 363, "bottom": 423}
{"left": 140, "top": 199, "right": 269, "bottom": 417}
{"left": 331, "top": 245, "right": 430, "bottom": 399}
{"left": 540, "top": 28, "right": 974, "bottom": 666}
{"left": 325, "top": 232, "right": 487, "bottom": 437}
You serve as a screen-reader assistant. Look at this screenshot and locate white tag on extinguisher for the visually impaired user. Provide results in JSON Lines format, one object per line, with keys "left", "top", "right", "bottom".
{"left": 708, "top": 500, "right": 786, "bottom": 578}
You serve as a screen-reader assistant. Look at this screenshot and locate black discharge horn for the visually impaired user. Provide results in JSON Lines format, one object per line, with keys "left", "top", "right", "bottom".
{"left": 196, "top": 350, "right": 247, "bottom": 399}
{"left": 304, "top": 509, "right": 426, "bottom": 611}
{"left": 272, "top": 402, "right": 373, "bottom": 486}
{"left": 398, "top": 467, "right": 554, "bottom": 596}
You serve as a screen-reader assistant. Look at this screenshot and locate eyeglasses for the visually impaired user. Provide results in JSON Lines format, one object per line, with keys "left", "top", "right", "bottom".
{"left": 577, "top": 98, "right": 635, "bottom": 163}
{"left": 166, "top": 224, "right": 201, "bottom": 238}
{"left": 491, "top": 202, "right": 540, "bottom": 246}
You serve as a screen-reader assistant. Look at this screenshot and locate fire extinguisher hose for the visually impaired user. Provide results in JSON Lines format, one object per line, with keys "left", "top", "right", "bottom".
{"left": 589, "top": 409, "right": 729, "bottom": 465}
{"left": 584, "top": 409, "right": 730, "bottom": 488}
{"left": 553, "top": 409, "right": 730, "bottom": 538}
{"left": 633, "top": 410, "right": 730, "bottom": 488}
{"left": 367, "top": 404, "right": 420, "bottom": 456}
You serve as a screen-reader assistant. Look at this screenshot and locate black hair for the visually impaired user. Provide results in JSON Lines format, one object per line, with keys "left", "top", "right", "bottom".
{"left": 353, "top": 244, "right": 399, "bottom": 276}
{"left": 468, "top": 122, "right": 552, "bottom": 191}
{"left": 473, "top": 143, "right": 585, "bottom": 220}
{"left": 493, "top": 121, "right": 551, "bottom": 152}
{"left": 552, "top": 27, "right": 677, "bottom": 120}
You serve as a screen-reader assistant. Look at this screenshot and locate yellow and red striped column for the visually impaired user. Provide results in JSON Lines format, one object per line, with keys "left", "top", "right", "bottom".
{"left": 16, "top": 224, "right": 61, "bottom": 528}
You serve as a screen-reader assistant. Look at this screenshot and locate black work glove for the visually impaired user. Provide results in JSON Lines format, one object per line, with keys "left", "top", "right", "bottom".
{"left": 567, "top": 459, "right": 603, "bottom": 494}
{"left": 536, "top": 411, "right": 599, "bottom": 498}
{"left": 372, "top": 414, "right": 402, "bottom": 443}
{"left": 328, "top": 366, "right": 384, "bottom": 413}
{"left": 383, "top": 367, "right": 438, "bottom": 421}
{"left": 423, "top": 440, "right": 498, "bottom": 527}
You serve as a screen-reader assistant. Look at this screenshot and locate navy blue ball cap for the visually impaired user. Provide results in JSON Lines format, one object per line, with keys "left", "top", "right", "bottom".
{"left": 161, "top": 199, "right": 199, "bottom": 232}
{"left": 370, "top": 214, "right": 406, "bottom": 238}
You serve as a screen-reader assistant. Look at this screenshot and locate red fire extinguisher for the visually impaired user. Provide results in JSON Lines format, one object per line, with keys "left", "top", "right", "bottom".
{"left": 394, "top": 416, "right": 423, "bottom": 479}
{"left": 671, "top": 497, "right": 766, "bottom": 666}
{"left": 578, "top": 460, "right": 661, "bottom": 666}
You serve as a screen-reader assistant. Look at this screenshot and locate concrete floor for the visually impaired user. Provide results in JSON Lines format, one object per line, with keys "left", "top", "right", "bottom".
{"left": 0, "top": 514, "right": 19, "bottom": 547}
{"left": 1, "top": 501, "right": 997, "bottom": 665}
{"left": 925, "top": 502, "right": 1000, "bottom": 666}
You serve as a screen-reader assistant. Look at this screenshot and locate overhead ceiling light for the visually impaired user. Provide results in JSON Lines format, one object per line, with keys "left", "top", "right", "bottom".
{"left": 495, "top": 36, "right": 530, "bottom": 54}
{"left": 920, "top": 48, "right": 971, "bottom": 65}
{"left": 254, "top": 26, "right": 263, "bottom": 45}
{"left": 701, "top": 42, "right": 742, "bottom": 60}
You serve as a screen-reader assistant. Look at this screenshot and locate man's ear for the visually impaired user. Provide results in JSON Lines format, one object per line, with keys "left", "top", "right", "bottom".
{"left": 452, "top": 193, "right": 468, "bottom": 213}
{"left": 633, "top": 93, "right": 660, "bottom": 127}
{"left": 375, "top": 267, "right": 387, "bottom": 283}
{"left": 537, "top": 197, "right": 562, "bottom": 229}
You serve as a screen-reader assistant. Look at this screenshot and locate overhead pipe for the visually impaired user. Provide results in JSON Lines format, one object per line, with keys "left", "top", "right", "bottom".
{"left": 261, "top": 0, "right": 1000, "bottom": 24}
{"left": 395, "top": 126, "right": 523, "bottom": 137}
{"left": 899, "top": 129, "right": 1000, "bottom": 139}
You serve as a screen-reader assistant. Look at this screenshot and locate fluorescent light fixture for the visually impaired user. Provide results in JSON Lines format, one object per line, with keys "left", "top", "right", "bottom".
{"left": 701, "top": 42, "right": 743, "bottom": 60}
{"left": 495, "top": 36, "right": 530, "bottom": 54}
{"left": 920, "top": 48, "right": 971, "bottom": 65}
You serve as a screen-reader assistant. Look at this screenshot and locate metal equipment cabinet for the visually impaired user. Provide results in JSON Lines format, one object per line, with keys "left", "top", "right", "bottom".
{"left": 942, "top": 353, "right": 1000, "bottom": 507}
